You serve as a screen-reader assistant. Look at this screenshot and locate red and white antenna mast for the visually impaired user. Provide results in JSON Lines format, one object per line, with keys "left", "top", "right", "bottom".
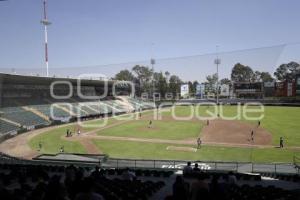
{"left": 41, "top": 0, "right": 51, "bottom": 77}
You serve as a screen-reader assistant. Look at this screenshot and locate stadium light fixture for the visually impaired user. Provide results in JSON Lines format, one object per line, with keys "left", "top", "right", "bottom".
{"left": 41, "top": 0, "right": 51, "bottom": 77}
{"left": 150, "top": 43, "right": 156, "bottom": 103}
{"left": 214, "top": 45, "right": 221, "bottom": 104}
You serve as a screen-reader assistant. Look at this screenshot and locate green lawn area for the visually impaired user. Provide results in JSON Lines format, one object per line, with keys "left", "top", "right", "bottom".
{"left": 93, "top": 139, "right": 299, "bottom": 163}
{"left": 211, "top": 106, "right": 300, "bottom": 146}
{"left": 28, "top": 124, "right": 86, "bottom": 154}
{"left": 28, "top": 105, "right": 300, "bottom": 163}
{"left": 96, "top": 120, "right": 202, "bottom": 140}
{"left": 160, "top": 105, "right": 300, "bottom": 146}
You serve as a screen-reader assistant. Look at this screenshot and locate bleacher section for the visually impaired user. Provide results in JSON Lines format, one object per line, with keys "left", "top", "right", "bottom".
{"left": 120, "top": 96, "right": 155, "bottom": 110}
{"left": 29, "top": 104, "right": 72, "bottom": 119}
{"left": 0, "top": 107, "right": 49, "bottom": 128}
{"left": 0, "top": 97, "right": 154, "bottom": 135}
{"left": 0, "top": 119, "right": 19, "bottom": 134}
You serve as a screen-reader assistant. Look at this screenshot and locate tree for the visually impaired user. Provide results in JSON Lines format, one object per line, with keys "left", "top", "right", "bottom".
{"left": 188, "top": 81, "right": 194, "bottom": 94}
{"left": 231, "top": 63, "right": 254, "bottom": 82}
{"left": 114, "top": 69, "right": 135, "bottom": 81}
{"left": 206, "top": 73, "right": 218, "bottom": 86}
{"left": 274, "top": 61, "right": 300, "bottom": 81}
{"left": 192, "top": 81, "right": 199, "bottom": 94}
{"left": 132, "top": 65, "right": 153, "bottom": 83}
{"left": 220, "top": 78, "right": 231, "bottom": 85}
{"left": 169, "top": 75, "right": 182, "bottom": 96}
{"left": 260, "top": 72, "right": 274, "bottom": 82}
{"left": 154, "top": 72, "right": 168, "bottom": 96}
{"left": 251, "top": 71, "right": 262, "bottom": 82}
{"left": 132, "top": 65, "right": 153, "bottom": 93}
{"left": 252, "top": 71, "right": 274, "bottom": 82}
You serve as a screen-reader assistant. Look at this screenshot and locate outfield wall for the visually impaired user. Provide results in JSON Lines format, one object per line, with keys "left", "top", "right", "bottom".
{"left": 21, "top": 153, "right": 300, "bottom": 174}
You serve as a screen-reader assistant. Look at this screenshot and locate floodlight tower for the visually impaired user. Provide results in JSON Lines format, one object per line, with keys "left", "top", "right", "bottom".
{"left": 214, "top": 45, "right": 221, "bottom": 104}
{"left": 151, "top": 58, "right": 156, "bottom": 99}
{"left": 41, "top": 0, "right": 51, "bottom": 77}
{"left": 150, "top": 42, "right": 155, "bottom": 101}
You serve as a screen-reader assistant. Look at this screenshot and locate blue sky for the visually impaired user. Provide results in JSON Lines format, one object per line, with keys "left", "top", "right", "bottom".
{"left": 0, "top": 0, "right": 300, "bottom": 81}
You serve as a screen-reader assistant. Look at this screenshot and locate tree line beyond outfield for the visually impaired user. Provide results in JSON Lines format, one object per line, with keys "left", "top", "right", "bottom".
{"left": 113, "top": 62, "right": 300, "bottom": 96}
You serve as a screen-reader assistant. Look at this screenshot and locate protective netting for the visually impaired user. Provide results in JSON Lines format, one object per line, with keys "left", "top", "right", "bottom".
{"left": 1, "top": 43, "right": 300, "bottom": 82}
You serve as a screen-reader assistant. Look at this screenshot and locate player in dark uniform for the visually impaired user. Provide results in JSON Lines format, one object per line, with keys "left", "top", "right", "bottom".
{"left": 197, "top": 137, "right": 202, "bottom": 149}
{"left": 207, "top": 120, "right": 209, "bottom": 126}
{"left": 279, "top": 137, "right": 284, "bottom": 148}
{"left": 251, "top": 130, "right": 254, "bottom": 141}
{"left": 258, "top": 120, "right": 261, "bottom": 127}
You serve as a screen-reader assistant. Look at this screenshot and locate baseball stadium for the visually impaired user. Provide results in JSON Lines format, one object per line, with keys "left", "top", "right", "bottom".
{"left": 1, "top": 1, "right": 300, "bottom": 200}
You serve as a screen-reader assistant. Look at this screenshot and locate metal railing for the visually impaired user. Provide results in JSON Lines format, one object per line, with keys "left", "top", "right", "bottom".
{"left": 1, "top": 153, "right": 299, "bottom": 174}
{"left": 106, "top": 158, "right": 298, "bottom": 174}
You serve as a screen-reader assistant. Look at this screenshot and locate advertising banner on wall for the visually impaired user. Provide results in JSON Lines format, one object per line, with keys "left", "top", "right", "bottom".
{"left": 196, "top": 84, "right": 205, "bottom": 98}
{"left": 287, "top": 82, "right": 293, "bottom": 97}
{"left": 220, "top": 84, "right": 230, "bottom": 96}
{"left": 264, "top": 81, "right": 275, "bottom": 88}
{"left": 180, "top": 84, "right": 189, "bottom": 97}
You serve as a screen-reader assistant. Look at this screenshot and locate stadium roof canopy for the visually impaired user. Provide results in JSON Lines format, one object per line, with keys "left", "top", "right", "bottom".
{"left": 0, "top": 73, "right": 116, "bottom": 86}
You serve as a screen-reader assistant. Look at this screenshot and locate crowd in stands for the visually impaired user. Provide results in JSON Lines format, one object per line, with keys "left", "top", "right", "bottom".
{"left": 166, "top": 162, "right": 299, "bottom": 200}
{"left": 0, "top": 155, "right": 299, "bottom": 200}
{"left": 0, "top": 163, "right": 164, "bottom": 200}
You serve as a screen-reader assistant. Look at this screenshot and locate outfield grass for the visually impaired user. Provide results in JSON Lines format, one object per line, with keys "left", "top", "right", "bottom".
{"left": 28, "top": 124, "right": 86, "bottom": 154}
{"left": 28, "top": 105, "right": 300, "bottom": 162}
{"left": 159, "top": 105, "right": 300, "bottom": 146}
{"left": 97, "top": 120, "right": 202, "bottom": 140}
{"left": 93, "top": 139, "right": 299, "bottom": 163}
{"left": 202, "top": 105, "right": 300, "bottom": 146}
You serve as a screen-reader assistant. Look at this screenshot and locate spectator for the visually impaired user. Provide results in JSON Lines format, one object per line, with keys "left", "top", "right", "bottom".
{"left": 172, "top": 176, "right": 189, "bottom": 200}
{"left": 122, "top": 168, "right": 136, "bottom": 181}
{"left": 228, "top": 172, "right": 237, "bottom": 186}
{"left": 183, "top": 162, "right": 193, "bottom": 175}
{"left": 90, "top": 166, "right": 103, "bottom": 179}
{"left": 75, "top": 177, "right": 104, "bottom": 200}
{"left": 193, "top": 163, "right": 201, "bottom": 172}
{"left": 210, "top": 175, "right": 224, "bottom": 200}
{"left": 190, "top": 174, "right": 210, "bottom": 200}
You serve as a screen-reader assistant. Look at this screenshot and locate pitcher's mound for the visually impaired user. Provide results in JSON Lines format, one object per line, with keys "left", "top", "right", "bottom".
{"left": 166, "top": 146, "right": 197, "bottom": 152}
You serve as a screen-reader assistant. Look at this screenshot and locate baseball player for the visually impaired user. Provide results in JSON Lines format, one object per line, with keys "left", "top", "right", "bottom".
{"left": 197, "top": 137, "right": 202, "bottom": 149}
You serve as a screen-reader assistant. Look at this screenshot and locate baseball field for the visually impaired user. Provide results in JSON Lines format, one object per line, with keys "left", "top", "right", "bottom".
{"left": 2, "top": 105, "right": 300, "bottom": 163}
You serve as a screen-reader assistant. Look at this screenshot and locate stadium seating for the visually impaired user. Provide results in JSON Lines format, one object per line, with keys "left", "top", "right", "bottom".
{"left": 29, "top": 104, "right": 72, "bottom": 119}
{"left": 0, "top": 119, "right": 19, "bottom": 134}
{"left": 124, "top": 97, "right": 155, "bottom": 110}
{"left": 0, "top": 107, "right": 49, "bottom": 127}
{"left": 0, "top": 97, "right": 154, "bottom": 134}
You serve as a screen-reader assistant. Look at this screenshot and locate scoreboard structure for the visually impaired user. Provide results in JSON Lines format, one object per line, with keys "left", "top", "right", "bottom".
{"left": 233, "top": 82, "right": 263, "bottom": 98}
{"left": 296, "top": 74, "right": 300, "bottom": 96}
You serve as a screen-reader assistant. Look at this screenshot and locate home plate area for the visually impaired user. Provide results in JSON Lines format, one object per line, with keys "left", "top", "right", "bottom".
{"left": 166, "top": 146, "right": 198, "bottom": 152}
